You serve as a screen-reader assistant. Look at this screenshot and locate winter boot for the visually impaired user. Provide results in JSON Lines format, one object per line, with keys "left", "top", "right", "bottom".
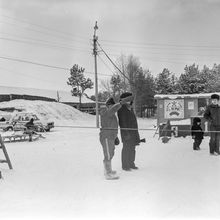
{"left": 103, "top": 160, "right": 117, "bottom": 175}
{"left": 103, "top": 160, "right": 119, "bottom": 180}
{"left": 110, "top": 162, "right": 117, "bottom": 175}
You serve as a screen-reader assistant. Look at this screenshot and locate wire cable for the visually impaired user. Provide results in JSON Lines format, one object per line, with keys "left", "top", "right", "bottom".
{"left": 0, "top": 14, "right": 88, "bottom": 42}
{"left": 97, "top": 54, "right": 116, "bottom": 76}
{"left": 0, "top": 66, "right": 63, "bottom": 86}
{"left": 99, "top": 39, "right": 220, "bottom": 50}
{"left": 97, "top": 41, "right": 131, "bottom": 83}
{"left": 54, "top": 124, "right": 216, "bottom": 134}
{"left": 0, "top": 55, "right": 113, "bottom": 77}
{"left": 0, "top": 20, "right": 88, "bottom": 46}
{"left": 0, "top": 36, "right": 91, "bottom": 53}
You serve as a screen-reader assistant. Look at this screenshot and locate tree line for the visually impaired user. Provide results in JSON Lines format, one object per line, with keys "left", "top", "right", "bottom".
{"left": 67, "top": 55, "right": 220, "bottom": 116}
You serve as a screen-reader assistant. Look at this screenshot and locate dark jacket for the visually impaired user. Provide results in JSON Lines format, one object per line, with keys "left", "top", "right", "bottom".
{"left": 204, "top": 104, "right": 220, "bottom": 129}
{"left": 25, "top": 119, "right": 34, "bottom": 129}
{"left": 191, "top": 124, "right": 204, "bottom": 140}
{"left": 117, "top": 105, "right": 140, "bottom": 146}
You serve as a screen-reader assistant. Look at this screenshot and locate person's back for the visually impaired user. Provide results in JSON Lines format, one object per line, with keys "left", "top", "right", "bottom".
{"left": 100, "top": 104, "right": 120, "bottom": 140}
{"left": 0, "top": 117, "right": 6, "bottom": 122}
{"left": 25, "top": 118, "right": 35, "bottom": 130}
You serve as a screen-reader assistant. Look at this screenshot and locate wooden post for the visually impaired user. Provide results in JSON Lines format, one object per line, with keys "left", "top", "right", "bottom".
{"left": 0, "top": 135, "right": 13, "bottom": 169}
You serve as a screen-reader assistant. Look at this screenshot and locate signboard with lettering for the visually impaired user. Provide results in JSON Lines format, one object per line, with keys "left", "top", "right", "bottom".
{"left": 164, "top": 99, "right": 184, "bottom": 119}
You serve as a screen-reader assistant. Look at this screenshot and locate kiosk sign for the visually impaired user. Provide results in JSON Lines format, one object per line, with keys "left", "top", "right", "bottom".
{"left": 164, "top": 99, "right": 184, "bottom": 119}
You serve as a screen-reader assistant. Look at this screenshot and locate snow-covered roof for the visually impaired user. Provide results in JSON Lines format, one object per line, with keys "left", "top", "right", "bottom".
{"left": 0, "top": 86, "right": 94, "bottom": 103}
{"left": 154, "top": 92, "right": 220, "bottom": 99}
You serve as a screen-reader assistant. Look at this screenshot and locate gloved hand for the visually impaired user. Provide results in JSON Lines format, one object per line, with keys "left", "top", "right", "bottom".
{"left": 114, "top": 137, "right": 120, "bottom": 145}
{"left": 139, "top": 138, "right": 146, "bottom": 143}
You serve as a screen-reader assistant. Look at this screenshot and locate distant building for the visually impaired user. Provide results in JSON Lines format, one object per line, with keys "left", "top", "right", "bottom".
{"left": 154, "top": 93, "right": 216, "bottom": 125}
{"left": 0, "top": 86, "right": 96, "bottom": 113}
{"left": 154, "top": 93, "right": 217, "bottom": 137}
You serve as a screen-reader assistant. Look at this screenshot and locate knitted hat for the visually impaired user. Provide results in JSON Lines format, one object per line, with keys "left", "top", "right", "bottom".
{"left": 106, "top": 97, "right": 115, "bottom": 106}
{"left": 120, "top": 92, "right": 133, "bottom": 99}
{"left": 193, "top": 117, "right": 201, "bottom": 124}
{"left": 211, "top": 94, "right": 219, "bottom": 100}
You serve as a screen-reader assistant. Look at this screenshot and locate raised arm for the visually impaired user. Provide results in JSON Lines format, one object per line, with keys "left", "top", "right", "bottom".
{"left": 203, "top": 106, "right": 212, "bottom": 121}
{"left": 108, "top": 95, "right": 134, "bottom": 115}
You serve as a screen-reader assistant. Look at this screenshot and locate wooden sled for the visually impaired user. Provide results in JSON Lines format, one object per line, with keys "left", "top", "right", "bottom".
{"left": 2, "top": 130, "right": 44, "bottom": 143}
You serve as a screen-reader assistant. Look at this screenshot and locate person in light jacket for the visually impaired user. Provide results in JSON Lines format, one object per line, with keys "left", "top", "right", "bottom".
{"left": 99, "top": 95, "right": 134, "bottom": 180}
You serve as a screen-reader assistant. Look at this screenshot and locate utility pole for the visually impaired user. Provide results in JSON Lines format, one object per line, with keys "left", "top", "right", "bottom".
{"left": 93, "top": 21, "right": 99, "bottom": 128}
{"left": 57, "top": 90, "right": 60, "bottom": 102}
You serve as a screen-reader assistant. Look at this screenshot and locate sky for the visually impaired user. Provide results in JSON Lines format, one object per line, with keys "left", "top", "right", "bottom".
{"left": 1, "top": 0, "right": 220, "bottom": 96}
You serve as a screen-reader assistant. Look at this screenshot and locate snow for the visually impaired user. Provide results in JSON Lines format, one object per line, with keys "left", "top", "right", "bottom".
{"left": 159, "top": 119, "right": 192, "bottom": 126}
{"left": 0, "top": 100, "right": 220, "bottom": 220}
{"left": 0, "top": 99, "right": 94, "bottom": 125}
{"left": 154, "top": 92, "right": 220, "bottom": 99}
{"left": 170, "top": 118, "right": 191, "bottom": 125}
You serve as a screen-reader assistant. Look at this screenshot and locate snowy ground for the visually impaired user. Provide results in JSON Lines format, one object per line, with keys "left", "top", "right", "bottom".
{"left": 0, "top": 100, "right": 220, "bottom": 220}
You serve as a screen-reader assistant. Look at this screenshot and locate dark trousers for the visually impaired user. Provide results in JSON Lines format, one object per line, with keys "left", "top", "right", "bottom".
{"left": 209, "top": 131, "right": 220, "bottom": 154}
{"left": 193, "top": 139, "right": 202, "bottom": 150}
{"left": 121, "top": 142, "right": 136, "bottom": 169}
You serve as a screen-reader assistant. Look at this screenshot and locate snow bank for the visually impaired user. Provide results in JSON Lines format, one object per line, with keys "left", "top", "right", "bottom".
{"left": 0, "top": 99, "right": 95, "bottom": 126}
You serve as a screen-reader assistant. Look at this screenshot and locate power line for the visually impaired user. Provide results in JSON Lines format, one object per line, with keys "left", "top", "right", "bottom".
{"left": 0, "top": 20, "right": 88, "bottom": 45}
{"left": 0, "top": 14, "right": 88, "bottom": 42}
{"left": 106, "top": 51, "right": 220, "bottom": 66}
{"left": 97, "top": 54, "right": 116, "bottom": 76}
{"left": 99, "top": 39, "right": 220, "bottom": 50}
{"left": 0, "top": 31, "right": 91, "bottom": 48}
{"left": 97, "top": 41, "right": 131, "bottom": 82}
{"left": 105, "top": 47, "right": 220, "bottom": 58}
{"left": 0, "top": 55, "right": 112, "bottom": 77}
{"left": 0, "top": 66, "right": 62, "bottom": 86}
{"left": 2, "top": 34, "right": 217, "bottom": 66}
{"left": 3, "top": 12, "right": 220, "bottom": 50}
{"left": 0, "top": 56, "right": 69, "bottom": 70}
{"left": 0, "top": 36, "right": 91, "bottom": 53}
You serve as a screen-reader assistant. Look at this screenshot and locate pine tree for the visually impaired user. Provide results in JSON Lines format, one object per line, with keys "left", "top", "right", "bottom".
{"left": 67, "top": 64, "right": 93, "bottom": 109}
{"left": 178, "top": 64, "right": 211, "bottom": 94}
{"left": 155, "top": 68, "right": 176, "bottom": 94}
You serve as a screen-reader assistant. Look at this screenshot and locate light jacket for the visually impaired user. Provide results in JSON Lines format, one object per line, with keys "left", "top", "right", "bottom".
{"left": 99, "top": 103, "right": 121, "bottom": 140}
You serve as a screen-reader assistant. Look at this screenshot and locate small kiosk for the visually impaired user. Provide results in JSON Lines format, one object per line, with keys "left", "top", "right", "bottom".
{"left": 154, "top": 93, "right": 218, "bottom": 137}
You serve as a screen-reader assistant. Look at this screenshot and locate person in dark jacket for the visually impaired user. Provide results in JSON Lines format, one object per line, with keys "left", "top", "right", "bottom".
{"left": 204, "top": 93, "right": 220, "bottom": 155}
{"left": 25, "top": 118, "right": 35, "bottom": 129}
{"left": 191, "top": 117, "right": 204, "bottom": 150}
{"left": 25, "top": 118, "right": 35, "bottom": 142}
{"left": 117, "top": 92, "right": 140, "bottom": 171}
